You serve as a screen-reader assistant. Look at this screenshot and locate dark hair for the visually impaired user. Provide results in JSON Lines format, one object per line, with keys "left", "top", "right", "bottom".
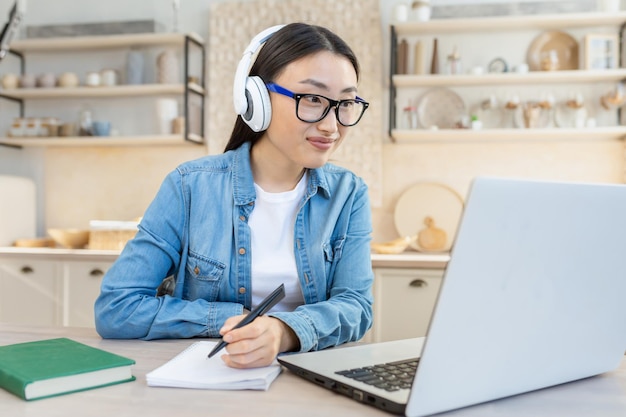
{"left": 224, "top": 23, "right": 361, "bottom": 152}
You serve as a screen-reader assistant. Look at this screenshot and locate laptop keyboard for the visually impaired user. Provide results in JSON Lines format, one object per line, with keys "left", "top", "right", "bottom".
{"left": 335, "top": 358, "right": 419, "bottom": 392}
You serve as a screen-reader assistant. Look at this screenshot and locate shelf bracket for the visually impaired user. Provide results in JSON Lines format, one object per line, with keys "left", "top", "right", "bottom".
{"left": 0, "top": 93, "right": 24, "bottom": 149}
{"left": 183, "top": 34, "right": 206, "bottom": 145}
{"left": 617, "top": 22, "right": 626, "bottom": 125}
{"left": 389, "top": 25, "right": 397, "bottom": 142}
{"left": 0, "top": 49, "right": 25, "bottom": 148}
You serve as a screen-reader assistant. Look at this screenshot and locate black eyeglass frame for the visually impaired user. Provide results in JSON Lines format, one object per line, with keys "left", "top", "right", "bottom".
{"left": 265, "top": 83, "right": 370, "bottom": 127}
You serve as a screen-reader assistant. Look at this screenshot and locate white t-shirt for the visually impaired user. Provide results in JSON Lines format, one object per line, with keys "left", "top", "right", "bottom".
{"left": 248, "top": 172, "right": 307, "bottom": 312}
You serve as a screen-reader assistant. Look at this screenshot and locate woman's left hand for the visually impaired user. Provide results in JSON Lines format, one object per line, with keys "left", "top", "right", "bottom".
{"left": 218, "top": 315, "right": 298, "bottom": 368}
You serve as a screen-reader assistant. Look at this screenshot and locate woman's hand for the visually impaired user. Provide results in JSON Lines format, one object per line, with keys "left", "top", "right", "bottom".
{"left": 218, "top": 315, "right": 299, "bottom": 368}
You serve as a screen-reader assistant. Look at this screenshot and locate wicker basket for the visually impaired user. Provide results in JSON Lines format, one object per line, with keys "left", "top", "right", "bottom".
{"left": 89, "top": 220, "right": 138, "bottom": 251}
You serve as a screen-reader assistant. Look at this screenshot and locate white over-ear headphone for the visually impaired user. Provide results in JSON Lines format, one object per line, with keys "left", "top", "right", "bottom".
{"left": 233, "top": 24, "right": 286, "bottom": 132}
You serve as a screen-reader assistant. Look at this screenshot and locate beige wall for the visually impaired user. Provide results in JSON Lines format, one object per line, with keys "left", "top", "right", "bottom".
{"left": 372, "top": 139, "right": 625, "bottom": 242}
{"left": 43, "top": 146, "right": 207, "bottom": 229}
{"left": 27, "top": 1, "right": 626, "bottom": 242}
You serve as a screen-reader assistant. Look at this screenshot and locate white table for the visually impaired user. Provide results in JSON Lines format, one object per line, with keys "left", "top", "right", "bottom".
{"left": 1, "top": 324, "right": 625, "bottom": 417}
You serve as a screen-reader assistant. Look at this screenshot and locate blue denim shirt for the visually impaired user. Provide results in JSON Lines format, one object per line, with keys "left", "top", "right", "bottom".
{"left": 94, "top": 141, "right": 374, "bottom": 352}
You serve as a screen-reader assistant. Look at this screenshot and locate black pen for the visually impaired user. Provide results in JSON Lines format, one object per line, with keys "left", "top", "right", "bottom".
{"left": 207, "top": 283, "right": 285, "bottom": 358}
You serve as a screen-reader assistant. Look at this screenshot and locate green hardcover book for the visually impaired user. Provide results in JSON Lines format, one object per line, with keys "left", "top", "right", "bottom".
{"left": 0, "top": 337, "right": 136, "bottom": 400}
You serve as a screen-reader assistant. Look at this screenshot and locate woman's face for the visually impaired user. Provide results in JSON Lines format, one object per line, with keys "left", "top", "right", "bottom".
{"left": 260, "top": 51, "right": 359, "bottom": 170}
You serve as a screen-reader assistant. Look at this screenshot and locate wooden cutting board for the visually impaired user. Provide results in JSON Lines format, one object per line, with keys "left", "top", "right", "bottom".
{"left": 394, "top": 182, "right": 464, "bottom": 252}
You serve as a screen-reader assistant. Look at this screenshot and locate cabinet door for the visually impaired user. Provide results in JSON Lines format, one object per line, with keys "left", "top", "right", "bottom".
{"left": 0, "top": 259, "right": 62, "bottom": 326}
{"left": 372, "top": 268, "right": 443, "bottom": 342}
{"left": 62, "top": 261, "right": 112, "bottom": 328}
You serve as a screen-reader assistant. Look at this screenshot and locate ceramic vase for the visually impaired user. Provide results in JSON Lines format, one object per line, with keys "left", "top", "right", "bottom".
{"left": 126, "top": 49, "right": 144, "bottom": 85}
{"left": 430, "top": 38, "right": 439, "bottom": 74}
{"left": 156, "top": 99, "right": 179, "bottom": 134}
{"left": 157, "top": 49, "right": 179, "bottom": 84}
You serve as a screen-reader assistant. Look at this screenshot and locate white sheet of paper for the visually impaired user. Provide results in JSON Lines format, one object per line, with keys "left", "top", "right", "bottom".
{"left": 146, "top": 341, "right": 281, "bottom": 391}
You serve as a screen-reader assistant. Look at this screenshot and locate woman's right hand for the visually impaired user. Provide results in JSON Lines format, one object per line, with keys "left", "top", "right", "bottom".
{"left": 217, "top": 315, "right": 298, "bottom": 369}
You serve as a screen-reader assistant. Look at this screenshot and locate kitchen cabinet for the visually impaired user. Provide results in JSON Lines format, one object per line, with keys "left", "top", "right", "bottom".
{"left": 0, "top": 256, "right": 113, "bottom": 327}
{"left": 389, "top": 11, "right": 626, "bottom": 142}
{"left": 61, "top": 261, "right": 111, "bottom": 327}
{"left": 0, "top": 259, "right": 61, "bottom": 326}
{"left": 0, "top": 249, "right": 449, "bottom": 333}
{"left": 0, "top": 32, "right": 205, "bottom": 148}
{"left": 370, "top": 267, "right": 443, "bottom": 342}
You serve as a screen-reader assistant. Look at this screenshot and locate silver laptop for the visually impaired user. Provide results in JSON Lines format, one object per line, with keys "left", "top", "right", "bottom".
{"left": 278, "top": 176, "right": 626, "bottom": 416}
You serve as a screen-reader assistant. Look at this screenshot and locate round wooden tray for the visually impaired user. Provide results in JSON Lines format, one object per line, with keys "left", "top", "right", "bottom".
{"left": 394, "top": 182, "right": 464, "bottom": 252}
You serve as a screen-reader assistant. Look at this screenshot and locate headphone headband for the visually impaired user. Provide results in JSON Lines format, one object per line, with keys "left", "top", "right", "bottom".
{"left": 233, "top": 25, "right": 286, "bottom": 115}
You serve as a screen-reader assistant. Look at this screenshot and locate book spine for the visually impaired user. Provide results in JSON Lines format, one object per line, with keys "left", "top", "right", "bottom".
{"left": 0, "top": 368, "right": 28, "bottom": 400}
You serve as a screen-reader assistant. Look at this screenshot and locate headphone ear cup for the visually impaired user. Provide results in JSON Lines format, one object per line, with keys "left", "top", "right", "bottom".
{"left": 242, "top": 76, "right": 271, "bottom": 132}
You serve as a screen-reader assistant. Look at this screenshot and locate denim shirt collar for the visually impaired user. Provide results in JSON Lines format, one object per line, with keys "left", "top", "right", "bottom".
{"left": 231, "top": 141, "right": 332, "bottom": 206}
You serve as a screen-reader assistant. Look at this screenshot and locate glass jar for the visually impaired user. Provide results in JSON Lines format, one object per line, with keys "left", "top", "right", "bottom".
{"left": 394, "top": 2, "right": 409, "bottom": 22}
{"left": 446, "top": 47, "right": 462, "bottom": 75}
{"left": 403, "top": 104, "right": 418, "bottom": 129}
{"left": 79, "top": 106, "right": 94, "bottom": 136}
{"left": 411, "top": 0, "right": 431, "bottom": 22}
{"left": 9, "top": 118, "right": 25, "bottom": 137}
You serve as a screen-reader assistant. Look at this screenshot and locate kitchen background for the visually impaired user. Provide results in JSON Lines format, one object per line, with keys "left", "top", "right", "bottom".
{"left": 0, "top": 0, "right": 624, "bottom": 246}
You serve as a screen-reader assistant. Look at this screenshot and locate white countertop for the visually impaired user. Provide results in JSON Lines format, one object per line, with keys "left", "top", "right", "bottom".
{"left": 370, "top": 252, "right": 449, "bottom": 268}
{"left": 0, "top": 247, "right": 450, "bottom": 269}
{"left": 0, "top": 247, "right": 121, "bottom": 262}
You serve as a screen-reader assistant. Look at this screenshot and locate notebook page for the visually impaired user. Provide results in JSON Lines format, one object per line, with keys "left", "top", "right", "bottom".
{"left": 146, "top": 341, "right": 281, "bottom": 391}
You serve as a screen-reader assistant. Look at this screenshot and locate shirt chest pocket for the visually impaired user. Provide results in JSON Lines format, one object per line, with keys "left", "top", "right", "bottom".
{"left": 183, "top": 253, "right": 225, "bottom": 301}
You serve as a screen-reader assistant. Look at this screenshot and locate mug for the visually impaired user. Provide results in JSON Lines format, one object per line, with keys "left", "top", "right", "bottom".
{"left": 9, "top": 118, "right": 25, "bottom": 137}
{"left": 85, "top": 71, "right": 101, "bottom": 87}
{"left": 100, "top": 69, "right": 118, "bottom": 86}
{"left": 59, "top": 123, "right": 78, "bottom": 137}
{"left": 19, "top": 74, "right": 36, "bottom": 89}
{"left": 92, "top": 121, "right": 111, "bottom": 137}
{"left": 36, "top": 73, "right": 56, "bottom": 88}
{"left": 24, "top": 118, "right": 41, "bottom": 137}
{"left": 514, "top": 63, "right": 529, "bottom": 73}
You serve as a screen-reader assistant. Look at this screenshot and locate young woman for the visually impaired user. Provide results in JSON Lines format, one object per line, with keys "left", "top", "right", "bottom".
{"left": 95, "top": 23, "right": 373, "bottom": 369}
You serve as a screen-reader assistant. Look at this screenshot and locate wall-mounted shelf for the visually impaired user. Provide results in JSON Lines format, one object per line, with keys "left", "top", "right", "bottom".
{"left": 1, "top": 32, "right": 206, "bottom": 148}
{"left": 0, "top": 83, "right": 204, "bottom": 99}
{"left": 9, "top": 32, "right": 204, "bottom": 52}
{"left": 0, "top": 134, "right": 202, "bottom": 148}
{"left": 389, "top": 12, "right": 626, "bottom": 142}
{"left": 391, "top": 126, "right": 626, "bottom": 143}
{"left": 393, "top": 69, "right": 626, "bottom": 88}
{"left": 393, "top": 12, "right": 626, "bottom": 35}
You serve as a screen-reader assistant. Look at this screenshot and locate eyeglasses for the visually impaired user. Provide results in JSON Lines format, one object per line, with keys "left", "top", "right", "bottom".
{"left": 265, "top": 83, "right": 369, "bottom": 127}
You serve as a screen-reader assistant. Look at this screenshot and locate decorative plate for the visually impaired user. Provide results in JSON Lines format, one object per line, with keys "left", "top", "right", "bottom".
{"left": 416, "top": 88, "right": 466, "bottom": 129}
{"left": 526, "top": 30, "right": 579, "bottom": 71}
{"left": 393, "top": 182, "right": 464, "bottom": 252}
{"left": 488, "top": 57, "right": 508, "bottom": 73}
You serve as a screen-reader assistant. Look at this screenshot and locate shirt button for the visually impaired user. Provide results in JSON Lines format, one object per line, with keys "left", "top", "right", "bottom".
{"left": 194, "top": 266, "right": 200, "bottom": 275}
{"left": 239, "top": 287, "right": 246, "bottom": 294}
{"left": 239, "top": 248, "right": 246, "bottom": 255}
{"left": 239, "top": 215, "right": 246, "bottom": 221}
{"left": 248, "top": 202, "right": 254, "bottom": 206}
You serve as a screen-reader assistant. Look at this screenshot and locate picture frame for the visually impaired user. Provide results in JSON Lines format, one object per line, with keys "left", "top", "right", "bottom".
{"left": 584, "top": 33, "right": 619, "bottom": 70}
